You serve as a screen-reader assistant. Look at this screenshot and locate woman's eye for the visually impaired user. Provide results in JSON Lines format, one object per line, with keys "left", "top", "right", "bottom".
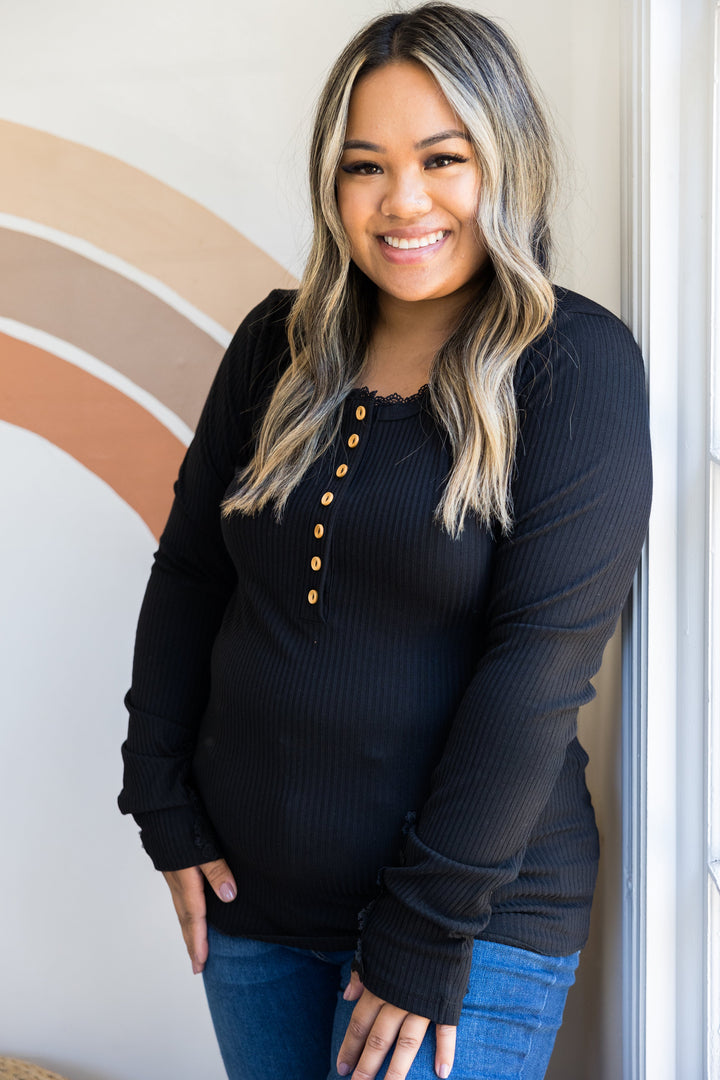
{"left": 426, "top": 153, "right": 469, "bottom": 169}
{"left": 340, "top": 161, "right": 382, "bottom": 175}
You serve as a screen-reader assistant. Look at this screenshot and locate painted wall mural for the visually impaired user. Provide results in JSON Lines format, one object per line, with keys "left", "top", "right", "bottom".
{"left": 0, "top": 119, "right": 294, "bottom": 537}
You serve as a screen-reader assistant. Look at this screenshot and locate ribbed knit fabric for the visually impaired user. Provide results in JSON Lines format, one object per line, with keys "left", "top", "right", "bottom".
{"left": 119, "top": 286, "right": 652, "bottom": 1025}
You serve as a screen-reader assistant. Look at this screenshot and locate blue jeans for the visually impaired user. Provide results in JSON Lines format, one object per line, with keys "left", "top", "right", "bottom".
{"left": 202, "top": 926, "right": 579, "bottom": 1080}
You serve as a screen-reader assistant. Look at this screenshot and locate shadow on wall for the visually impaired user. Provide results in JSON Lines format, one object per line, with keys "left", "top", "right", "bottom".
{"left": 546, "top": 629, "right": 623, "bottom": 1080}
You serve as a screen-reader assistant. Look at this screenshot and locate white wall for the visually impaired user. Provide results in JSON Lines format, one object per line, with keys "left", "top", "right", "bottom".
{"left": 0, "top": 2, "right": 627, "bottom": 1077}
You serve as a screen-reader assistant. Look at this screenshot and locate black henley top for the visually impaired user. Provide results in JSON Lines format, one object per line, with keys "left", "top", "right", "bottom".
{"left": 119, "top": 286, "right": 652, "bottom": 1025}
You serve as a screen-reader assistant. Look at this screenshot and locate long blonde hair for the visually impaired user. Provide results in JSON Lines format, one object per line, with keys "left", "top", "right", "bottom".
{"left": 223, "top": 2, "right": 556, "bottom": 536}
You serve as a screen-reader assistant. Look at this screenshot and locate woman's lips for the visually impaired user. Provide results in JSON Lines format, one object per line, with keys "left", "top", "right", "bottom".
{"left": 377, "top": 230, "right": 450, "bottom": 263}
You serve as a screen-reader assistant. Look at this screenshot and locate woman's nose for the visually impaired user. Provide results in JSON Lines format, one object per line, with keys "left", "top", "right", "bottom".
{"left": 380, "top": 170, "right": 432, "bottom": 218}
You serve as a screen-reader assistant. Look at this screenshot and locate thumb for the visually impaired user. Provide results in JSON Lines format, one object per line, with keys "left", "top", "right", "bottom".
{"left": 199, "top": 857, "right": 237, "bottom": 903}
{"left": 343, "top": 969, "right": 365, "bottom": 1002}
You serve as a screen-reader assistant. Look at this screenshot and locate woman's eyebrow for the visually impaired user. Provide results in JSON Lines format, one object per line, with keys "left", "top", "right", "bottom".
{"left": 342, "top": 129, "right": 470, "bottom": 152}
{"left": 415, "top": 129, "right": 469, "bottom": 149}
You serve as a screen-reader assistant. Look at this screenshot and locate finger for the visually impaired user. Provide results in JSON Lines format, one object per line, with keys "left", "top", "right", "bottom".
{"left": 355, "top": 1011, "right": 429, "bottom": 1080}
{"left": 177, "top": 884, "right": 207, "bottom": 973}
{"left": 187, "top": 911, "right": 209, "bottom": 974}
{"left": 343, "top": 969, "right": 365, "bottom": 1002}
{"left": 162, "top": 867, "right": 208, "bottom": 973}
{"left": 434, "top": 1023, "right": 457, "bottom": 1079}
{"left": 336, "top": 989, "right": 386, "bottom": 1074}
{"left": 200, "top": 857, "right": 237, "bottom": 903}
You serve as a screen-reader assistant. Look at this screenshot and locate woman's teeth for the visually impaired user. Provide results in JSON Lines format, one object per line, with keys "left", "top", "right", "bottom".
{"left": 382, "top": 231, "right": 446, "bottom": 249}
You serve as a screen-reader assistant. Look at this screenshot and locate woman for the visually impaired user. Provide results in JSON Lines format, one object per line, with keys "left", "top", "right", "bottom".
{"left": 119, "top": 5, "right": 652, "bottom": 1079}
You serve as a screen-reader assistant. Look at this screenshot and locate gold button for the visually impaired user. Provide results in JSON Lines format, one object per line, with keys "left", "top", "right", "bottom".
{"left": 321, "top": 491, "right": 334, "bottom": 506}
{"left": 355, "top": 405, "right": 366, "bottom": 421}
{"left": 308, "top": 589, "right": 319, "bottom": 605}
{"left": 314, "top": 523, "right": 324, "bottom": 539}
{"left": 348, "top": 433, "right": 359, "bottom": 448}
{"left": 336, "top": 464, "right": 348, "bottom": 478}
{"left": 311, "top": 556, "right": 322, "bottom": 571}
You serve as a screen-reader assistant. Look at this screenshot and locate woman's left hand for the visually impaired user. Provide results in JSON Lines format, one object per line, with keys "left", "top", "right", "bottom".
{"left": 337, "top": 972, "right": 456, "bottom": 1079}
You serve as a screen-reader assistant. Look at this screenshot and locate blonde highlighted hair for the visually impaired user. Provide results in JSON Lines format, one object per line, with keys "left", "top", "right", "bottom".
{"left": 223, "top": 2, "right": 556, "bottom": 536}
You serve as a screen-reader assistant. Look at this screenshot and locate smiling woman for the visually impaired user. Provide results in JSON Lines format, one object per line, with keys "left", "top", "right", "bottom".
{"left": 336, "top": 62, "right": 487, "bottom": 397}
{"left": 337, "top": 64, "right": 485, "bottom": 306}
{"left": 222, "top": 6, "right": 559, "bottom": 542}
{"left": 118, "top": 5, "right": 652, "bottom": 1080}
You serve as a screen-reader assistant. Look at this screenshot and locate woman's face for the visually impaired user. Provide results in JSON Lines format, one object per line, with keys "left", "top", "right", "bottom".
{"left": 336, "top": 60, "right": 488, "bottom": 308}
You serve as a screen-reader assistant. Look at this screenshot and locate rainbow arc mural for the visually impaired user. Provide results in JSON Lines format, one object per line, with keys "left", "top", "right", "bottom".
{"left": 0, "top": 119, "right": 293, "bottom": 536}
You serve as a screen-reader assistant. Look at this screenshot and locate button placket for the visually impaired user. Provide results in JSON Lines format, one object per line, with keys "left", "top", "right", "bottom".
{"left": 306, "top": 486, "right": 335, "bottom": 616}
{"left": 303, "top": 397, "right": 371, "bottom": 618}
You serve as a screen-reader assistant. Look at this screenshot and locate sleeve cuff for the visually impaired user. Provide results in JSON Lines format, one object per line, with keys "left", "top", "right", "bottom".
{"left": 132, "top": 802, "right": 222, "bottom": 871}
{"left": 355, "top": 892, "right": 474, "bottom": 1026}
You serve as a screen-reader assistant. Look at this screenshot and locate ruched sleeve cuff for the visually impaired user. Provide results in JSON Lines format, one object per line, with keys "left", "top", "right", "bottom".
{"left": 132, "top": 803, "right": 222, "bottom": 872}
{"left": 355, "top": 892, "right": 473, "bottom": 1026}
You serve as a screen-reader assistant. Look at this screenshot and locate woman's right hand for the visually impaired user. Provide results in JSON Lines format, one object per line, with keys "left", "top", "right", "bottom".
{"left": 162, "top": 858, "right": 237, "bottom": 974}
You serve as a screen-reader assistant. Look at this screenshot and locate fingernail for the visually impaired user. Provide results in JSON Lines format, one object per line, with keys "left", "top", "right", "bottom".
{"left": 438, "top": 1066, "right": 450, "bottom": 1079}
{"left": 342, "top": 984, "right": 353, "bottom": 1000}
{"left": 191, "top": 960, "right": 202, "bottom": 975}
{"left": 219, "top": 882, "right": 236, "bottom": 902}
{"left": 337, "top": 1064, "right": 351, "bottom": 1076}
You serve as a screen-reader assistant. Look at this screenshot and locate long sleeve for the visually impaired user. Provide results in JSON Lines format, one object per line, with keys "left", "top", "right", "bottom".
{"left": 118, "top": 290, "right": 294, "bottom": 870}
{"left": 355, "top": 298, "right": 652, "bottom": 1024}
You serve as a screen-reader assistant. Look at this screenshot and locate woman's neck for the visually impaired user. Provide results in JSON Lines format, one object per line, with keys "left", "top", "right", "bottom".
{"left": 359, "top": 287, "right": 475, "bottom": 397}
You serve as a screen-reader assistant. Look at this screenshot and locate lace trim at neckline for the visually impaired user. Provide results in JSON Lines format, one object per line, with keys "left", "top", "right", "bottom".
{"left": 351, "top": 384, "right": 429, "bottom": 406}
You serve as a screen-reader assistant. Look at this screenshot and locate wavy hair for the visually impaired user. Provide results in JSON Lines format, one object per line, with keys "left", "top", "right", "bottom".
{"left": 223, "top": 2, "right": 556, "bottom": 536}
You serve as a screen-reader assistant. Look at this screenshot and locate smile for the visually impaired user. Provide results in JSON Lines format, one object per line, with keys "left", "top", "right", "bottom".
{"left": 381, "top": 231, "right": 448, "bottom": 250}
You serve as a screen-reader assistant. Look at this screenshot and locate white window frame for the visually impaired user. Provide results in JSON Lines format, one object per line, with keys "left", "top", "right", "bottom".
{"left": 707, "top": 5, "right": 720, "bottom": 1074}
{"left": 621, "top": 0, "right": 715, "bottom": 1077}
